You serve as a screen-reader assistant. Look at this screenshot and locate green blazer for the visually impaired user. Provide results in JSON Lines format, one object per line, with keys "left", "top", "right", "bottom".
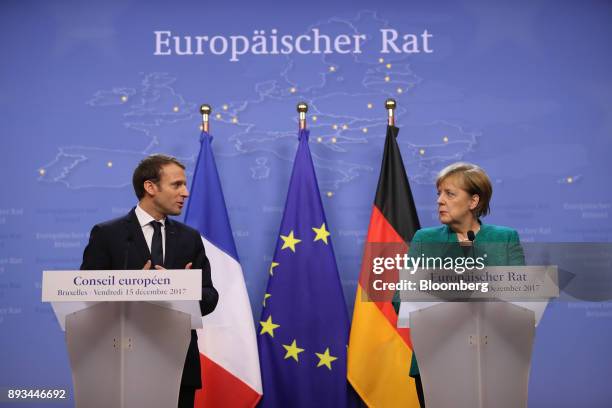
{"left": 408, "top": 223, "right": 525, "bottom": 377}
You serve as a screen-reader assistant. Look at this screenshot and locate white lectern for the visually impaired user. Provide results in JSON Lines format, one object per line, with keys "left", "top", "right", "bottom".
{"left": 397, "top": 266, "right": 558, "bottom": 408}
{"left": 42, "top": 270, "right": 203, "bottom": 408}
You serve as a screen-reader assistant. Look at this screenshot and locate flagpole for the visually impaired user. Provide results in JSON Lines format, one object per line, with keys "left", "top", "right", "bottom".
{"left": 385, "top": 98, "right": 396, "bottom": 126}
{"left": 297, "top": 102, "right": 308, "bottom": 130}
{"left": 200, "top": 104, "right": 211, "bottom": 132}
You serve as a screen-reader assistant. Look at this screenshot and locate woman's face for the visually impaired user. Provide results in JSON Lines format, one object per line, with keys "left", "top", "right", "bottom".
{"left": 436, "top": 176, "right": 479, "bottom": 226}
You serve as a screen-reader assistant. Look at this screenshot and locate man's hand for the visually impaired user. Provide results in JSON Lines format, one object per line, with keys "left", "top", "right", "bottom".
{"left": 143, "top": 260, "right": 193, "bottom": 270}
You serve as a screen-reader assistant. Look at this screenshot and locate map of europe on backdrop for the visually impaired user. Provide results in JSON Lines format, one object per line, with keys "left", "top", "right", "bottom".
{"left": 39, "top": 12, "right": 478, "bottom": 191}
{"left": 36, "top": 11, "right": 487, "bottom": 309}
{"left": 34, "top": 8, "right": 604, "bottom": 303}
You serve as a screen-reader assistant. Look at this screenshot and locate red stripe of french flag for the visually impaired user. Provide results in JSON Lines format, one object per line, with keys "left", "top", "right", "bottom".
{"left": 194, "top": 238, "right": 262, "bottom": 408}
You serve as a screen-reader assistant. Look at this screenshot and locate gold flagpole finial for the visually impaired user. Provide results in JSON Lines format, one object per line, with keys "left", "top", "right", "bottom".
{"left": 200, "top": 104, "right": 212, "bottom": 132}
{"left": 385, "top": 99, "right": 396, "bottom": 127}
{"left": 297, "top": 102, "right": 308, "bottom": 130}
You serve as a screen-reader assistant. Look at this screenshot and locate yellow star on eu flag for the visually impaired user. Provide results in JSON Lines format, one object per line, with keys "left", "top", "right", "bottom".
{"left": 269, "top": 261, "right": 279, "bottom": 276}
{"left": 283, "top": 339, "right": 305, "bottom": 362}
{"left": 280, "top": 230, "right": 301, "bottom": 252}
{"left": 312, "top": 223, "right": 331, "bottom": 244}
{"left": 315, "top": 347, "right": 338, "bottom": 370}
{"left": 259, "top": 316, "right": 280, "bottom": 337}
{"left": 262, "top": 293, "right": 271, "bottom": 307}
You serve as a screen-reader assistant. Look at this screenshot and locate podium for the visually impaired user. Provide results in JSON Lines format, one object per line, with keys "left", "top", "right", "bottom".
{"left": 42, "top": 270, "right": 203, "bottom": 408}
{"left": 397, "top": 266, "right": 558, "bottom": 408}
{"left": 410, "top": 302, "right": 534, "bottom": 408}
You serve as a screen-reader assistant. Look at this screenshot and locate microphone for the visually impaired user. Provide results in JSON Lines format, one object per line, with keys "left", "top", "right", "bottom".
{"left": 466, "top": 230, "right": 476, "bottom": 258}
{"left": 461, "top": 230, "right": 476, "bottom": 257}
{"left": 123, "top": 234, "right": 134, "bottom": 270}
{"left": 467, "top": 230, "right": 476, "bottom": 242}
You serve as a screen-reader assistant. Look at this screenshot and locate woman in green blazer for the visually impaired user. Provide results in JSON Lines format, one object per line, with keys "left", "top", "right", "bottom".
{"left": 408, "top": 162, "right": 525, "bottom": 380}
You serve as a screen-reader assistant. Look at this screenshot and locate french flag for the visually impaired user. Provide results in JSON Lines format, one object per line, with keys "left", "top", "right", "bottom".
{"left": 184, "top": 131, "right": 262, "bottom": 407}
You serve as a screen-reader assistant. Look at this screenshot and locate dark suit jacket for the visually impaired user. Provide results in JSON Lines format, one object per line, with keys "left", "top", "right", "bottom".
{"left": 80, "top": 208, "right": 219, "bottom": 389}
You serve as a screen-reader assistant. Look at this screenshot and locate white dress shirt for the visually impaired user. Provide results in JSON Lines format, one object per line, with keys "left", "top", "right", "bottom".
{"left": 134, "top": 204, "right": 166, "bottom": 262}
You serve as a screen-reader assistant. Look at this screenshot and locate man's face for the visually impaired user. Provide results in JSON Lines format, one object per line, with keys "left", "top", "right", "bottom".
{"left": 149, "top": 163, "right": 189, "bottom": 217}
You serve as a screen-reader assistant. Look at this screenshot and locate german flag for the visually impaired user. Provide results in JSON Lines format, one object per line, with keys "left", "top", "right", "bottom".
{"left": 347, "top": 124, "right": 423, "bottom": 407}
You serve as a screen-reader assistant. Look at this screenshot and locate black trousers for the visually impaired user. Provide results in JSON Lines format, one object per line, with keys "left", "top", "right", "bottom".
{"left": 178, "top": 387, "right": 196, "bottom": 408}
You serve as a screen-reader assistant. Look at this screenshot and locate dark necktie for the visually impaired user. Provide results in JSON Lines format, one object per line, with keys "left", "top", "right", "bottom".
{"left": 150, "top": 221, "right": 164, "bottom": 268}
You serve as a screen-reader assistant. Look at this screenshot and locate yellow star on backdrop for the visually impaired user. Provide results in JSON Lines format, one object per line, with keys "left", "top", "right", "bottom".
{"left": 315, "top": 347, "right": 338, "bottom": 370}
{"left": 269, "top": 261, "right": 279, "bottom": 276}
{"left": 262, "top": 293, "right": 271, "bottom": 307}
{"left": 280, "top": 231, "right": 301, "bottom": 252}
{"left": 283, "top": 339, "right": 305, "bottom": 362}
{"left": 312, "top": 223, "right": 331, "bottom": 244}
{"left": 259, "top": 316, "right": 280, "bottom": 337}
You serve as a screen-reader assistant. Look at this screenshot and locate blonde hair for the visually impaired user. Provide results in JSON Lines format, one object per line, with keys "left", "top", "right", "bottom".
{"left": 436, "top": 162, "right": 492, "bottom": 218}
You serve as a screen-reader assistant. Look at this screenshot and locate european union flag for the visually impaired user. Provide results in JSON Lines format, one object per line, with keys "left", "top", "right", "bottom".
{"left": 258, "top": 129, "right": 351, "bottom": 407}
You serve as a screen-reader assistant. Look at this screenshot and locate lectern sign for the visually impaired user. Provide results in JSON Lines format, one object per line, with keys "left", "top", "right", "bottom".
{"left": 42, "top": 270, "right": 202, "bottom": 302}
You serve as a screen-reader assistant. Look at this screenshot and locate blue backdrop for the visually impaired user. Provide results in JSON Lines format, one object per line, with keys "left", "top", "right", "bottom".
{"left": 1, "top": 0, "right": 611, "bottom": 406}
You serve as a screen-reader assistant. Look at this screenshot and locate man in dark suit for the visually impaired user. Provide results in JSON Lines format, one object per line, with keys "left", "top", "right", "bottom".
{"left": 81, "top": 154, "right": 219, "bottom": 408}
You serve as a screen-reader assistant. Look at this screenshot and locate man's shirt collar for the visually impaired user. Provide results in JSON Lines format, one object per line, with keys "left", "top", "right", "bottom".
{"left": 135, "top": 204, "right": 166, "bottom": 228}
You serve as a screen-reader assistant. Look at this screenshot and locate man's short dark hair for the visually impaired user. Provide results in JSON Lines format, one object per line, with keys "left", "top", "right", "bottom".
{"left": 132, "top": 154, "right": 185, "bottom": 199}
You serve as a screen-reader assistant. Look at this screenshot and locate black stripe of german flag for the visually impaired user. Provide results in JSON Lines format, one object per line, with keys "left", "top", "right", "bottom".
{"left": 374, "top": 125, "right": 421, "bottom": 242}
